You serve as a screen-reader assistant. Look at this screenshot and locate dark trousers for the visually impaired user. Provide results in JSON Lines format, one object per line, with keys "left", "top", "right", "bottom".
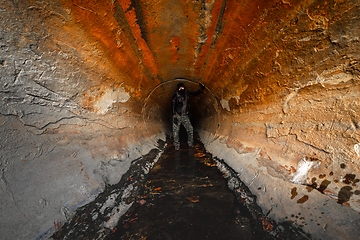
{"left": 172, "top": 115, "right": 194, "bottom": 148}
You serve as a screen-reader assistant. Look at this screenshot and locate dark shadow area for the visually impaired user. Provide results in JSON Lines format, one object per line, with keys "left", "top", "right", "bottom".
{"left": 142, "top": 79, "right": 220, "bottom": 143}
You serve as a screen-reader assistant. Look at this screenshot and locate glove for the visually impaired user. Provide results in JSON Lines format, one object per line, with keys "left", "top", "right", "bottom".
{"left": 199, "top": 83, "right": 205, "bottom": 90}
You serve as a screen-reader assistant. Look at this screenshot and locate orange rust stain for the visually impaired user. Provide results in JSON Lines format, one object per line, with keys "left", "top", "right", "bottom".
{"left": 118, "top": 0, "right": 159, "bottom": 78}
{"left": 203, "top": 0, "right": 274, "bottom": 79}
{"left": 201, "top": 0, "right": 303, "bottom": 105}
{"left": 56, "top": 0, "right": 160, "bottom": 111}
{"left": 59, "top": 2, "right": 140, "bottom": 72}
{"left": 170, "top": 36, "right": 181, "bottom": 65}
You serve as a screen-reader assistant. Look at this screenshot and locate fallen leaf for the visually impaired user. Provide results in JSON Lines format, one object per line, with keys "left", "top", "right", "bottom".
{"left": 194, "top": 153, "right": 206, "bottom": 157}
{"left": 261, "top": 218, "right": 273, "bottom": 231}
{"left": 187, "top": 196, "right": 199, "bottom": 203}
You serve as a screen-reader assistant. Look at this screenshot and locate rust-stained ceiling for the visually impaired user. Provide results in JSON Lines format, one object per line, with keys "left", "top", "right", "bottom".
{"left": 44, "top": 0, "right": 358, "bottom": 114}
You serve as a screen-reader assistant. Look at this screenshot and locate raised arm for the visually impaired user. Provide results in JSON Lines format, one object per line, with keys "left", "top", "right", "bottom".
{"left": 189, "top": 83, "right": 205, "bottom": 97}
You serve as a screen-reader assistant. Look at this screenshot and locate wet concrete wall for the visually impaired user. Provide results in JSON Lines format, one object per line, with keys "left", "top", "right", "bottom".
{"left": 0, "top": 0, "right": 360, "bottom": 239}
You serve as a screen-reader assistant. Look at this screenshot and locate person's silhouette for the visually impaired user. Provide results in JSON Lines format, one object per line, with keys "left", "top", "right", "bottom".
{"left": 172, "top": 82, "right": 205, "bottom": 150}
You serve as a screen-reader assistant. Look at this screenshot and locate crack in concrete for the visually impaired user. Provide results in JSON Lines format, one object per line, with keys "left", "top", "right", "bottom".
{"left": 23, "top": 115, "right": 82, "bottom": 131}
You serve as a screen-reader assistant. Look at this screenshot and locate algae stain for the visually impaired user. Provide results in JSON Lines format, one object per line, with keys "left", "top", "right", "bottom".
{"left": 305, "top": 177, "right": 331, "bottom": 194}
{"left": 291, "top": 187, "right": 298, "bottom": 199}
{"left": 337, "top": 186, "right": 353, "bottom": 204}
{"left": 297, "top": 195, "right": 309, "bottom": 204}
{"left": 342, "top": 174, "right": 360, "bottom": 186}
{"left": 311, "top": 177, "right": 317, "bottom": 188}
{"left": 306, "top": 177, "right": 317, "bottom": 191}
{"left": 306, "top": 186, "right": 314, "bottom": 192}
{"left": 318, "top": 179, "right": 331, "bottom": 193}
{"left": 343, "top": 174, "right": 356, "bottom": 184}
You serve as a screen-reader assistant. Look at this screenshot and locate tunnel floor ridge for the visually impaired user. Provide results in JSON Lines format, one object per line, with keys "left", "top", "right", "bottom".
{"left": 52, "top": 135, "right": 310, "bottom": 240}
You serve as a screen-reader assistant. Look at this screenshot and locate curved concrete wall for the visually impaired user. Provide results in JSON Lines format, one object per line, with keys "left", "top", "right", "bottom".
{"left": 0, "top": 0, "right": 360, "bottom": 239}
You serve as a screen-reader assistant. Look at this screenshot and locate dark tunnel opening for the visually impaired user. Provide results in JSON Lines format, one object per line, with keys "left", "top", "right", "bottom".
{"left": 142, "top": 79, "right": 221, "bottom": 145}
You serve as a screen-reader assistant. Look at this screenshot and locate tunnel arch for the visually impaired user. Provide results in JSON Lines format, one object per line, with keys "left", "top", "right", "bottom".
{"left": 142, "top": 78, "right": 221, "bottom": 146}
{"left": 1, "top": 1, "right": 360, "bottom": 239}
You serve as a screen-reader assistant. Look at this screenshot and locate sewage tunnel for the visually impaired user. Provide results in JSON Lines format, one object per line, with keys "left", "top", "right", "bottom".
{"left": 0, "top": 0, "right": 360, "bottom": 239}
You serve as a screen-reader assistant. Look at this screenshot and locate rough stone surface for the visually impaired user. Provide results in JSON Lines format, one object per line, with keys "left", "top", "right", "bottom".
{"left": 1, "top": 0, "right": 360, "bottom": 239}
{"left": 200, "top": 129, "right": 360, "bottom": 239}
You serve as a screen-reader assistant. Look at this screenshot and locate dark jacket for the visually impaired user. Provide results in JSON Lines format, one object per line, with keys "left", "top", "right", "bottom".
{"left": 172, "top": 83, "right": 204, "bottom": 117}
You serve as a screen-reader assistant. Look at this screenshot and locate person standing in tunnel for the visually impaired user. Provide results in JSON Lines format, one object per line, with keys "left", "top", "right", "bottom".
{"left": 172, "top": 82, "right": 205, "bottom": 150}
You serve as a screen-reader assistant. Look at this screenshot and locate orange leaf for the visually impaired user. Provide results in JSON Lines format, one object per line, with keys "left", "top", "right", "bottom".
{"left": 187, "top": 196, "right": 199, "bottom": 203}
{"left": 154, "top": 187, "right": 162, "bottom": 192}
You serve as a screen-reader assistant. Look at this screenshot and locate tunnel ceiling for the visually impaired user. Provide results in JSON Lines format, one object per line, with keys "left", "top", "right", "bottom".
{"left": 3, "top": 0, "right": 358, "bottom": 113}
{"left": 65, "top": 0, "right": 359, "bottom": 110}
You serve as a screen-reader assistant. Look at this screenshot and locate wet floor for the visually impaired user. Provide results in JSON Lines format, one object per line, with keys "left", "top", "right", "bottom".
{"left": 52, "top": 135, "right": 310, "bottom": 240}
{"left": 107, "top": 141, "right": 264, "bottom": 240}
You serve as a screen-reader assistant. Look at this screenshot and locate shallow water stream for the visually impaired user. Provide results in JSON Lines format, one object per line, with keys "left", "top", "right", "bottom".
{"left": 52, "top": 136, "right": 310, "bottom": 240}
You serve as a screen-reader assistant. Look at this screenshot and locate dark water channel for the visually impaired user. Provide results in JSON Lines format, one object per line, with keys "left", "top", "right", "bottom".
{"left": 52, "top": 135, "right": 310, "bottom": 240}
{"left": 108, "top": 141, "right": 262, "bottom": 240}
